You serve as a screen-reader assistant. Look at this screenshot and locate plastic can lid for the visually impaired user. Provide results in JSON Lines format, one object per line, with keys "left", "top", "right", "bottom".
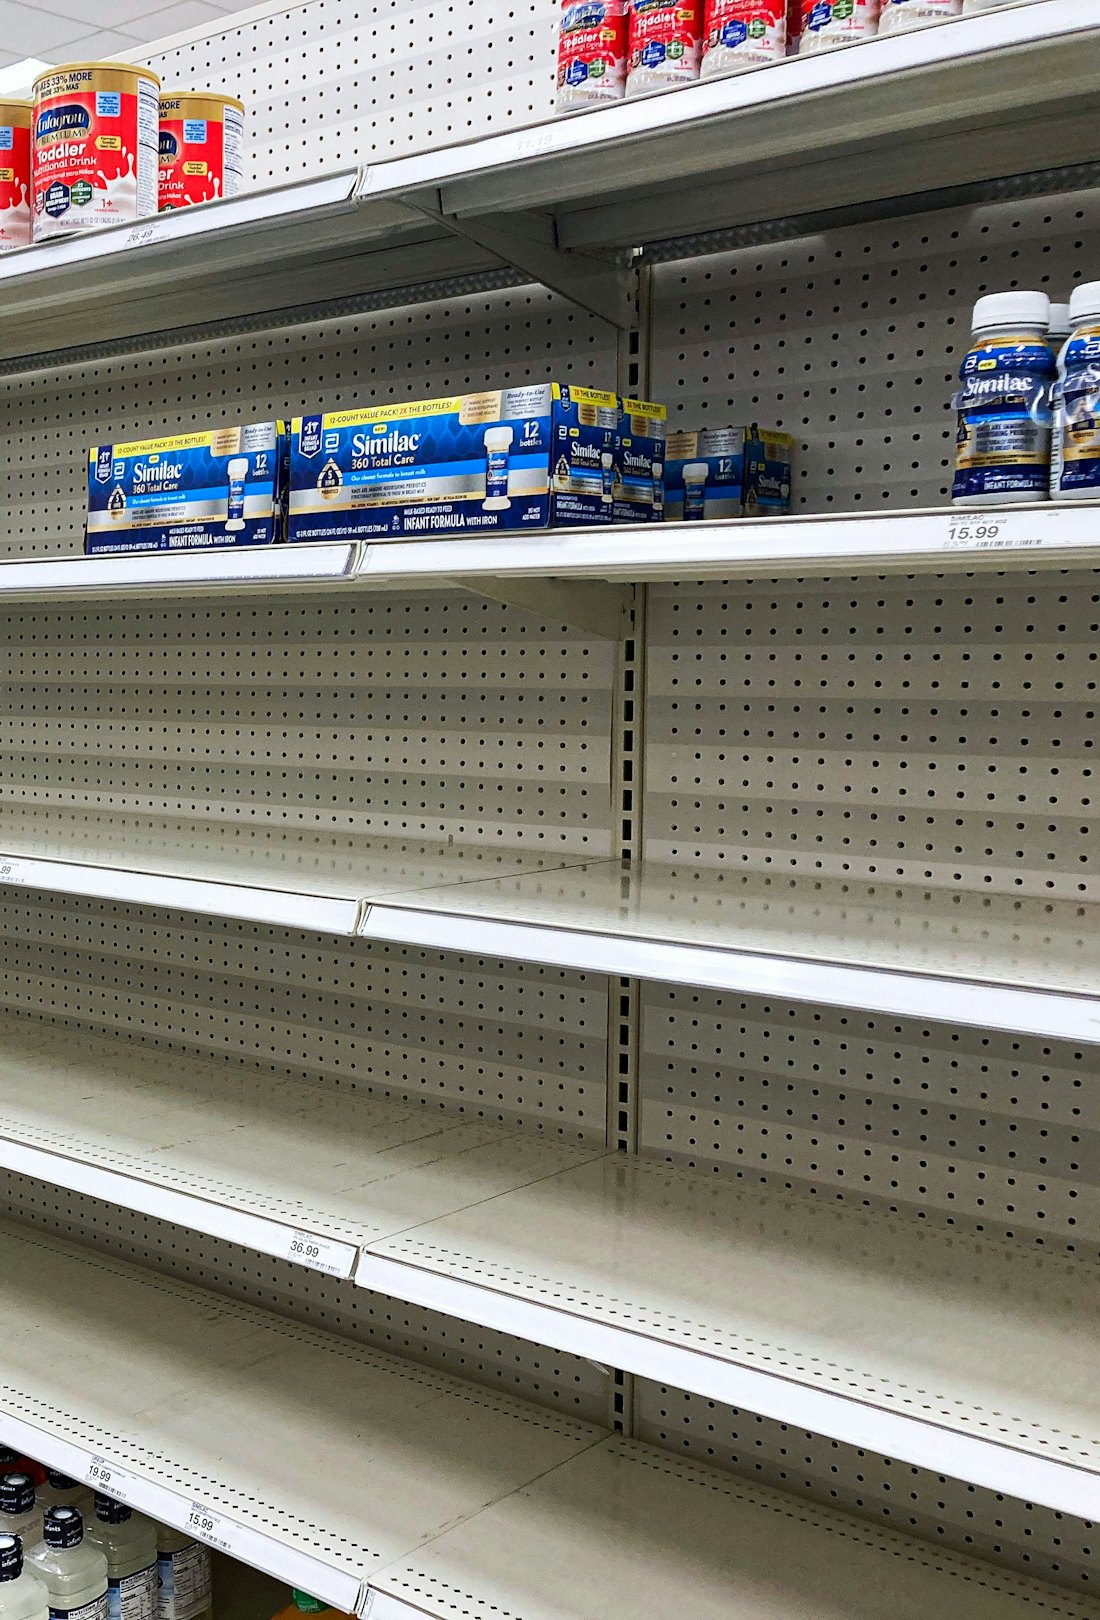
{"left": 94, "top": 1495, "right": 131, "bottom": 1525}
{"left": 971, "top": 290, "right": 1050, "bottom": 331}
{"left": 43, "top": 1507, "right": 82, "bottom": 1549}
{"left": 0, "top": 1535, "right": 23, "bottom": 1581}
{"left": 0, "top": 1475, "right": 34, "bottom": 1517}
{"left": 1068, "top": 281, "right": 1100, "bottom": 324}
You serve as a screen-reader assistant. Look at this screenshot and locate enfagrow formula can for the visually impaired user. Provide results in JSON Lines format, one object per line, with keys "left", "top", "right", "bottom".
{"left": 158, "top": 92, "right": 245, "bottom": 209}
{"left": 32, "top": 62, "right": 160, "bottom": 241}
{"left": 701, "top": 0, "right": 786, "bottom": 76}
{"left": 626, "top": 0, "right": 704, "bottom": 94}
{"left": 878, "top": 0, "right": 960, "bottom": 31}
{"left": 557, "top": 0, "right": 628, "bottom": 107}
{"left": 0, "top": 99, "right": 31, "bottom": 252}
{"left": 799, "top": 0, "right": 879, "bottom": 50}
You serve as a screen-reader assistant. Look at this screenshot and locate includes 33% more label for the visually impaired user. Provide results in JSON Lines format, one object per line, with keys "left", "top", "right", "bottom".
{"left": 943, "top": 514, "right": 1044, "bottom": 552}
{"left": 285, "top": 1228, "right": 354, "bottom": 1277}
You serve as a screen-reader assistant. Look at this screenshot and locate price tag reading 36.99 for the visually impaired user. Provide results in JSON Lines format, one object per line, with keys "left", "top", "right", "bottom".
{"left": 285, "top": 1229, "right": 353, "bottom": 1277}
{"left": 187, "top": 1503, "right": 233, "bottom": 1553}
{"left": 943, "top": 514, "right": 1043, "bottom": 552}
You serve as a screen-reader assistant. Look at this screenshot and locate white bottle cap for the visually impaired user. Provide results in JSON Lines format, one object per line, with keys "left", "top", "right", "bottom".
{"left": 1068, "top": 281, "right": 1100, "bottom": 325}
{"left": 971, "top": 290, "right": 1050, "bottom": 331}
{"left": 1047, "top": 303, "right": 1071, "bottom": 337}
{"left": 682, "top": 462, "right": 709, "bottom": 482}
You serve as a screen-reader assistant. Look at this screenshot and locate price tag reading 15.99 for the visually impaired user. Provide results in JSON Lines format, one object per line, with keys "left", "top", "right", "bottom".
{"left": 943, "top": 514, "right": 1043, "bottom": 552}
{"left": 187, "top": 1503, "right": 233, "bottom": 1552}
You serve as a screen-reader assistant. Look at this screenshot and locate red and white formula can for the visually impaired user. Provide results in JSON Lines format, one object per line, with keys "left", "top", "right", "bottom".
{"left": 798, "top": 0, "right": 878, "bottom": 50}
{"left": 0, "top": 100, "right": 31, "bottom": 252}
{"left": 701, "top": 0, "right": 786, "bottom": 75}
{"left": 557, "top": 0, "right": 628, "bottom": 108}
{"left": 32, "top": 62, "right": 160, "bottom": 241}
{"left": 878, "top": 0, "right": 960, "bottom": 30}
{"left": 159, "top": 91, "right": 245, "bottom": 210}
{"left": 627, "top": 0, "right": 704, "bottom": 94}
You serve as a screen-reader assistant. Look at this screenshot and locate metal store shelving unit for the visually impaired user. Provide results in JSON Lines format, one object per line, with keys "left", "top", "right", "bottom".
{"left": 0, "top": 0, "right": 1096, "bottom": 1613}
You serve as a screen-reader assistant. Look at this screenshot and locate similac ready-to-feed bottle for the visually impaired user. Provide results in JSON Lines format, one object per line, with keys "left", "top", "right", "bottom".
{"left": 626, "top": 0, "right": 703, "bottom": 93}
{"left": 26, "top": 1509, "right": 107, "bottom": 1620}
{"left": 952, "top": 290, "right": 1054, "bottom": 506}
{"left": 556, "top": 0, "right": 628, "bottom": 107}
{"left": 1050, "top": 280, "right": 1100, "bottom": 502}
{"left": 153, "top": 1528, "right": 209, "bottom": 1620}
{"left": 799, "top": 0, "right": 878, "bottom": 51}
{"left": 878, "top": 0, "right": 960, "bottom": 30}
{"left": 32, "top": 63, "right": 160, "bottom": 241}
{"left": 0, "top": 1538, "right": 48, "bottom": 1620}
{"left": 701, "top": 0, "right": 786, "bottom": 77}
{"left": 0, "top": 101, "right": 31, "bottom": 251}
{"left": 84, "top": 1500, "right": 156, "bottom": 1620}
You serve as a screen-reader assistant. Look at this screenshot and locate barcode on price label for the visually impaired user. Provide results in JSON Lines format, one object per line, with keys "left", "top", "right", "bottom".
{"left": 285, "top": 1228, "right": 354, "bottom": 1277}
{"left": 86, "top": 1455, "right": 134, "bottom": 1502}
{"left": 187, "top": 1503, "right": 233, "bottom": 1553}
{"left": 943, "top": 515, "right": 1043, "bottom": 552}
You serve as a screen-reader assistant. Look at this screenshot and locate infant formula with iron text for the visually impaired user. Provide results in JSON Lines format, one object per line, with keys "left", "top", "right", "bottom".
{"left": 0, "top": 101, "right": 31, "bottom": 251}
{"left": 158, "top": 92, "right": 244, "bottom": 210}
{"left": 32, "top": 62, "right": 160, "bottom": 241}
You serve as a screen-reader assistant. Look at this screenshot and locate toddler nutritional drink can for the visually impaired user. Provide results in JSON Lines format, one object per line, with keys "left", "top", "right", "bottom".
{"left": 0, "top": 100, "right": 31, "bottom": 251}
{"left": 557, "top": 0, "right": 628, "bottom": 107}
{"left": 878, "top": 0, "right": 960, "bottom": 31}
{"left": 627, "top": 0, "right": 703, "bottom": 93}
{"left": 32, "top": 62, "right": 160, "bottom": 241}
{"left": 799, "top": 0, "right": 878, "bottom": 50}
{"left": 702, "top": 0, "right": 786, "bottom": 76}
{"left": 159, "top": 92, "right": 245, "bottom": 209}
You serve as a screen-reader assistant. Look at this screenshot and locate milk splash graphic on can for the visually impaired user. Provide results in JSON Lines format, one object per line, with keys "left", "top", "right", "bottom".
{"left": 32, "top": 62, "right": 160, "bottom": 241}
{"left": 0, "top": 99, "right": 31, "bottom": 251}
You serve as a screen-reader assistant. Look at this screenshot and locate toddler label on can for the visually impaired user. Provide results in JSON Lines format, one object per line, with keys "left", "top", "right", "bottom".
{"left": 33, "top": 64, "right": 160, "bottom": 240}
{"left": 557, "top": 0, "right": 628, "bottom": 106}
{"left": 702, "top": 0, "right": 785, "bottom": 74}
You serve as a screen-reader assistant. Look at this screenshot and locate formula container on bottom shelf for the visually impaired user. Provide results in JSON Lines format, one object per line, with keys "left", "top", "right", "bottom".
{"left": 0, "top": 1481, "right": 39, "bottom": 1547}
{"left": 701, "top": 0, "right": 786, "bottom": 75}
{"left": 626, "top": 0, "right": 703, "bottom": 93}
{"left": 32, "top": 63, "right": 160, "bottom": 239}
{"left": 153, "top": 1529, "right": 210, "bottom": 1620}
{"left": 35, "top": 1487, "right": 91, "bottom": 1523}
{"left": 556, "top": 0, "right": 628, "bottom": 107}
{"left": 0, "top": 1539, "right": 48, "bottom": 1620}
{"left": 85, "top": 1500, "right": 156, "bottom": 1620}
{"left": 158, "top": 92, "right": 244, "bottom": 209}
{"left": 952, "top": 290, "right": 1054, "bottom": 505}
{"left": 26, "top": 1510, "right": 107, "bottom": 1620}
{"left": 877, "top": 0, "right": 960, "bottom": 30}
{"left": 1050, "top": 281, "right": 1100, "bottom": 501}
{"left": 0, "top": 100, "right": 31, "bottom": 251}
{"left": 799, "top": 0, "right": 878, "bottom": 50}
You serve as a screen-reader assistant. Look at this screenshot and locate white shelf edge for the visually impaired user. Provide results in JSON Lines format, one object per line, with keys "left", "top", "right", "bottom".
{"left": 360, "top": 903, "right": 1100, "bottom": 1044}
{"left": 358, "top": 0, "right": 1092, "bottom": 198}
{"left": 0, "top": 172, "right": 361, "bottom": 288}
{"left": 352, "top": 1249, "right": 1100, "bottom": 1522}
{"left": 0, "top": 542, "right": 358, "bottom": 596}
{"left": 0, "top": 1411, "right": 365, "bottom": 1616}
{"left": 0, "top": 853, "right": 362, "bottom": 935}
{"left": 0, "top": 1135, "right": 358, "bottom": 1280}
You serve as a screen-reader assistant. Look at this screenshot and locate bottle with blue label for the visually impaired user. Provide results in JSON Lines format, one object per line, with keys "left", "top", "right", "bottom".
{"left": 84, "top": 1499, "right": 156, "bottom": 1620}
{"left": 1050, "top": 281, "right": 1100, "bottom": 502}
{"left": 952, "top": 290, "right": 1055, "bottom": 506}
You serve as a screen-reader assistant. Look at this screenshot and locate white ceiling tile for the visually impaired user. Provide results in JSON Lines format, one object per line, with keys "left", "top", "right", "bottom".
{"left": 41, "top": 27, "right": 149, "bottom": 62}
{"left": 0, "top": 8, "right": 91, "bottom": 53}
{"left": 33, "top": 0, "right": 184, "bottom": 26}
{"left": 119, "top": 2, "right": 227, "bottom": 42}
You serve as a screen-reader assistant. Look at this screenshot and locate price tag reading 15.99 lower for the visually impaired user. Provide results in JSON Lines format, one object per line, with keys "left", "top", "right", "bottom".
{"left": 187, "top": 1503, "right": 233, "bottom": 1553}
{"left": 943, "top": 513, "right": 1044, "bottom": 552}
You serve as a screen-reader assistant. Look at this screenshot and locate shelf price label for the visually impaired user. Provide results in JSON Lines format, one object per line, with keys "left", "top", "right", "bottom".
{"left": 284, "top": 1228, "right": 355, "bottom": 1278}
{"left": 0, "top": 860, "right": 24, "bottom": 885}
{"left": 943, "top": 514, "right": 1043, "bottom": 552}
{"left": 86, "top": 1455, "right": 134, "bottom": 1503}
{"left": 124, "top": 222, "right": 166, "bottom": 251}
{"left": 187, "top": 1502, "right": 234, "bottom": 1553}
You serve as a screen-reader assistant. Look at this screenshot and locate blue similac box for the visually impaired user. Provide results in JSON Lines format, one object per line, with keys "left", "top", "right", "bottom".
{"left": 288, "top": 384, "right": 636, "bottom": 540}
{"left": 664, "top": 425, "right": 794, "bottom": 521}
{"left": 614, "top": 397, "right": 667, "bottom": 523}
{"left": 86, "top": 422, "right": 288, "bottom": 555}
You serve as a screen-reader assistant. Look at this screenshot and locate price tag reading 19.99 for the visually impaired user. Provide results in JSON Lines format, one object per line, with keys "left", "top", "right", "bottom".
{"left": 187, "top": 1503, "right": 233, "bottom": 1553}
{"left": 87, "top": 1456, "right": 132, "bottom": 1502}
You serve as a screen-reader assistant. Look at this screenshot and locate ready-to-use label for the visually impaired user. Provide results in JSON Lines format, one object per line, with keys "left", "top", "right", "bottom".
{"left": 0, "top": 101, "right": 31, "bottom": 251}
{"left": 627, "top": 0, "right": 703, "bottom": 90}
{"left": 109, "top": 1564, "right": 156, "bottom": 1620}
{"left": 158, "top": 94, "right": 244, "bottom": 211}
{"left": 32, "top": 64, "right": 160, "bottom": 240}
{"left": 156, "top": 1539, "right": 213, "bottom": 1620}
{"left": 701, "top": 0, "right": 785, "bottom": 74}
{"left": 557, "top": 0, "right": 628, "bottom": 106}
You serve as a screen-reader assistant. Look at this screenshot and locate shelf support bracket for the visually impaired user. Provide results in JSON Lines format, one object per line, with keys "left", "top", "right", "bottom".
{"left": 402, "top": 194, "right": 638, "bottom": 328}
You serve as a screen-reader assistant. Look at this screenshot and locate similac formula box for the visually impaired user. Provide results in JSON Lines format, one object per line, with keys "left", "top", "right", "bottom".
{"left": 614, "top": 397, "right": 667, "bottom": 523}
{"left": 288, "top": 384, "right": 635, "bottom": 541}
{"left": 664, "top": 425, "right": 794, "bottom": 519}
{"left": 742, "top": 425, "right": 794, "bottom": 515}
{"left": 86, "top": 421, "right": 287, "bottom": 554}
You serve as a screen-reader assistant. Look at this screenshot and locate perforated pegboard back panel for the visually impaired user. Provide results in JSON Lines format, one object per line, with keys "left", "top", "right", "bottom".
{"left": 137, "top": 0, "right": 557, "bottom": 185}
{"left": 650, "top": 188, "right": 1100, "bottom": 512}
{"left": 0, "top": 287, "right": 608, "bottom": 558}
